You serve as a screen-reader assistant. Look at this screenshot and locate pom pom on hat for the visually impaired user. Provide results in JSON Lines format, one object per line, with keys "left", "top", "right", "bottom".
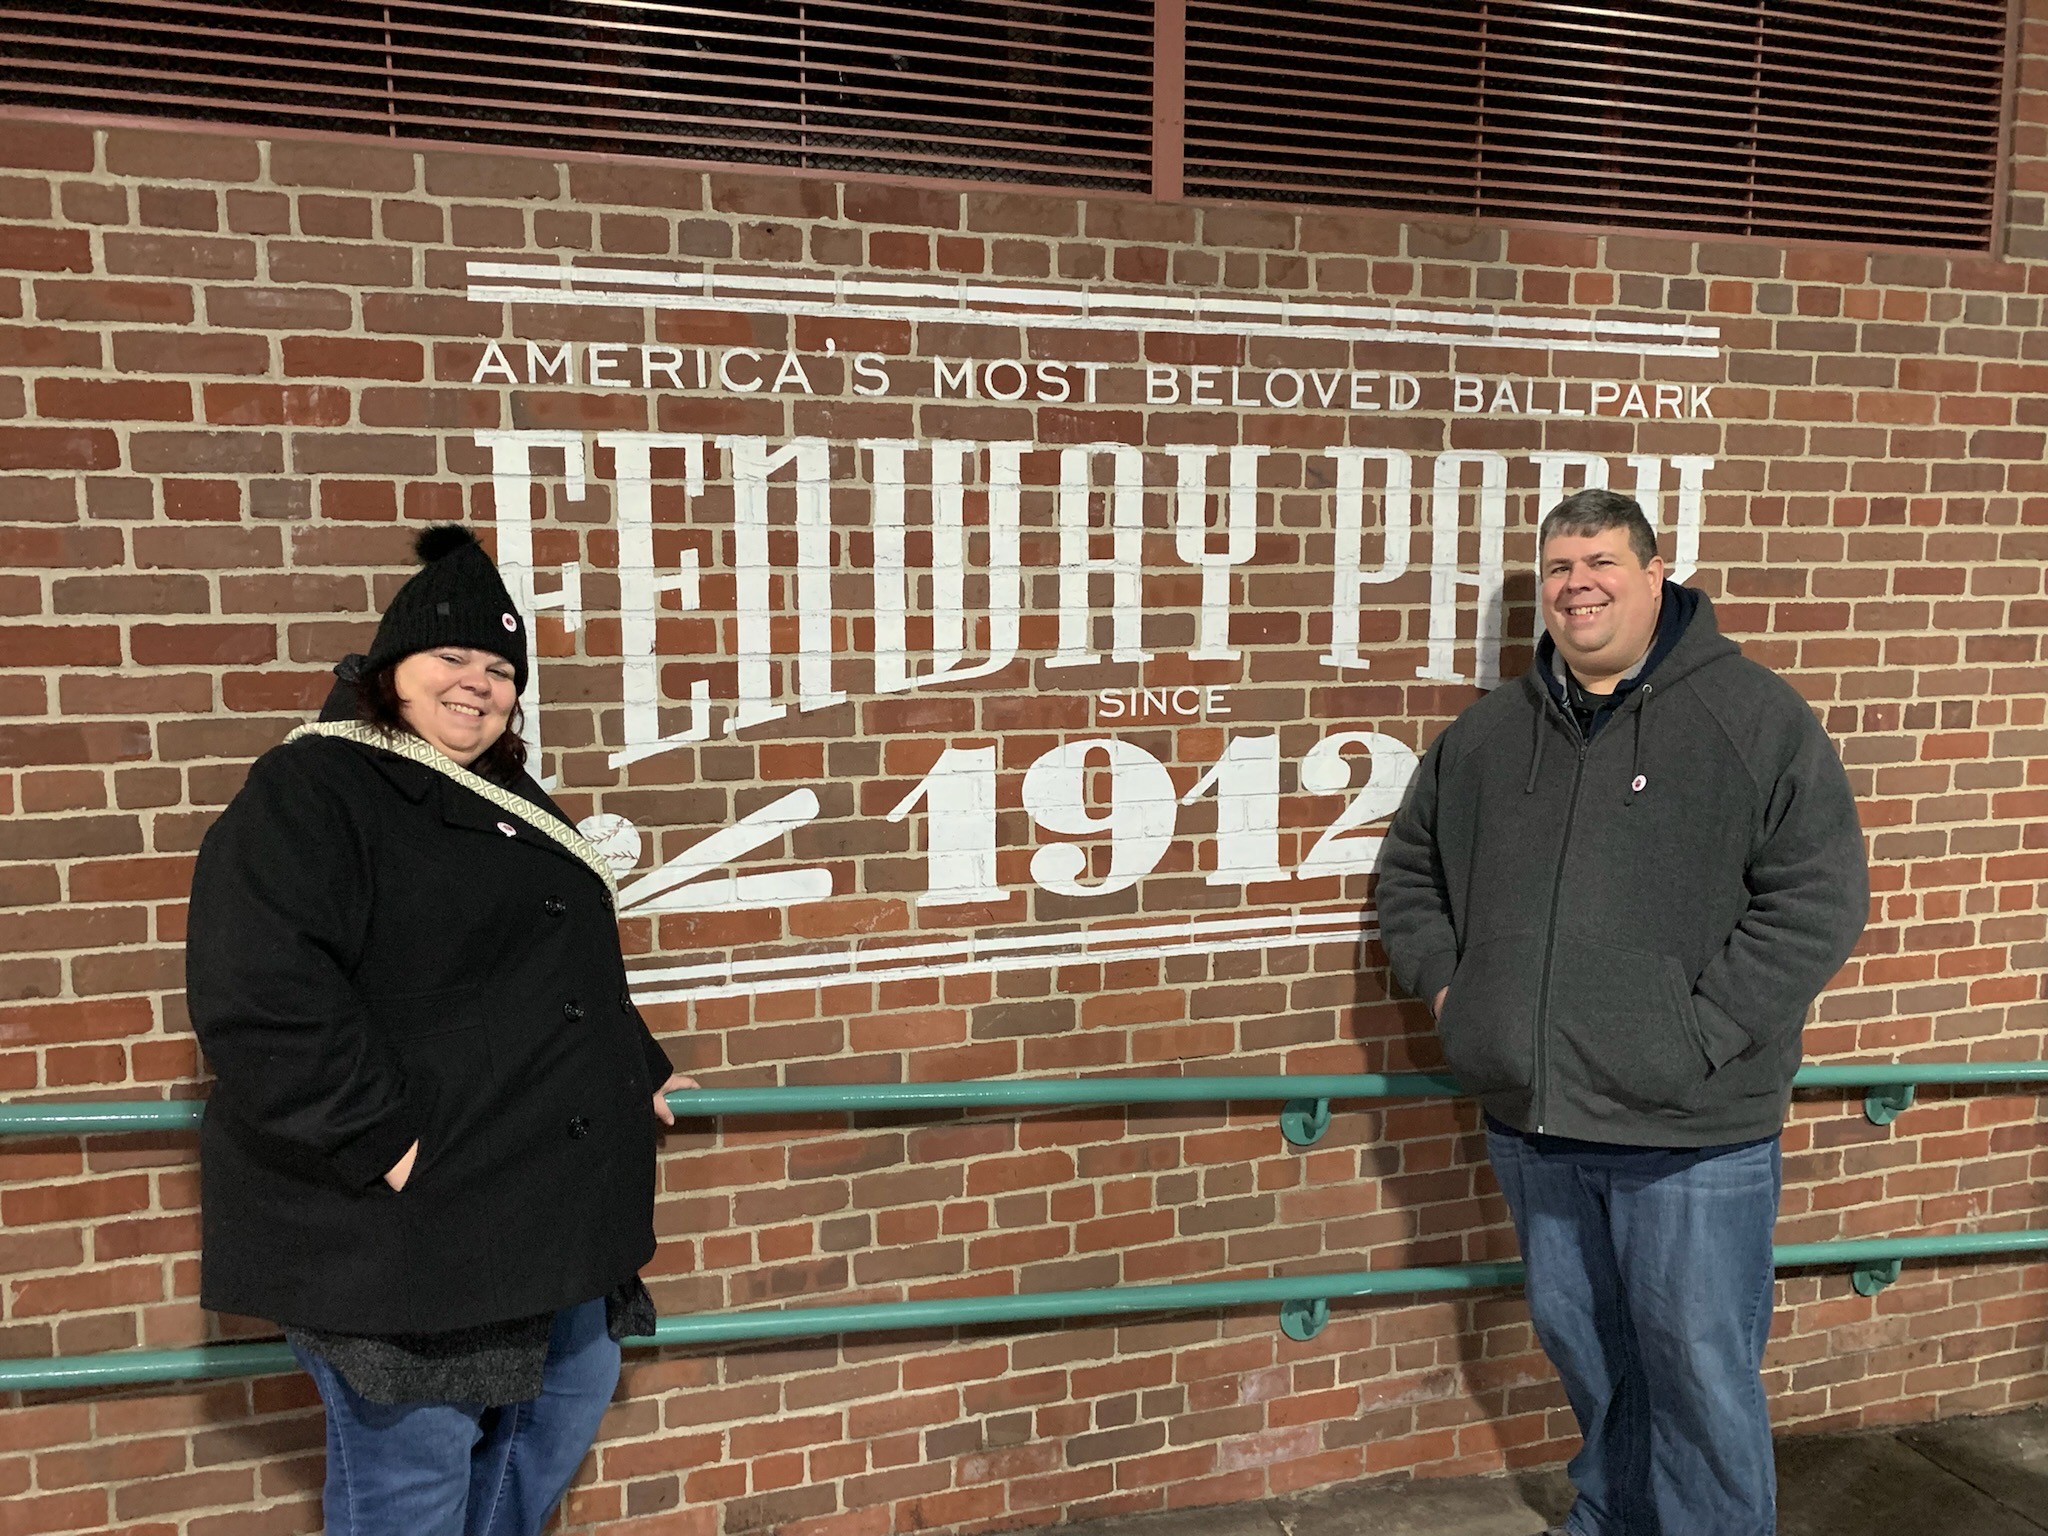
{"left": 414, "top": 523, "right": 481, "bottom": 564}
{"left": 362, "top": 523, "right": 528, "bottom": 690}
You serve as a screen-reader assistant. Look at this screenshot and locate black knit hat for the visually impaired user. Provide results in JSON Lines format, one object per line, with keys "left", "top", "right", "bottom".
{"left": 364, "top": 525, "right": 528, "bottom": 690}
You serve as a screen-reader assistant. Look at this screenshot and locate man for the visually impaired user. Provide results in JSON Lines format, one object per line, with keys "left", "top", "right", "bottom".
{"left": 1376, "top": 488, "right": 1868, "bottom": 1536}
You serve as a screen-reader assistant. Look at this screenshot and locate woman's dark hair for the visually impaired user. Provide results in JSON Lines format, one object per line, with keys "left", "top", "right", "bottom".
{"left": 358, "top": 657, "right": 528, "bottom": 778}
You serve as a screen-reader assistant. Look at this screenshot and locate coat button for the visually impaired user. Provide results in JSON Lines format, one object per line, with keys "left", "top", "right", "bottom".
{"left": 544, "top": 896, "right": 567, "bottom": 916}
{"left": 618, "top": 988, "right": 632, "bottom": 1014}
{"left": 599, "top": 889, "right": 614, "bottom": 912}
{"left": 562, "top": 1001, "right": 584, "bottom": 1022}
{"left": 567, "top": 1116, "right": 590, "bottom": 1139}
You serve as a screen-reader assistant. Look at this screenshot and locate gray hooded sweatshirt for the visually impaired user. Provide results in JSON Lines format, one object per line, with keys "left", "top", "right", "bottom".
{"left": 1376, "top": 591, "right": 1869, "bottom": 1147}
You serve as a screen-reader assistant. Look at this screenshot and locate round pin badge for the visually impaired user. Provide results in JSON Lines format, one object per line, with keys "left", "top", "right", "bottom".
{"left": 501, "top": 612, "right": 517, "bottom": 632}
{"left": 496, "top": 820, "right": 517, "bottom": 837}
{"left": 1630, "top": 774, "right": 1647, "bottom": 792}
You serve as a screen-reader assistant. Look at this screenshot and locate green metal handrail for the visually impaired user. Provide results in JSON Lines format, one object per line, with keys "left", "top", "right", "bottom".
{"left": 0, "top": 1074, "right": 1459, "bottom": 1139}
{"left": 3, "top": 1227, "right": 2044, "bottom": 1393}
{"left": 2, "top": 1060, "right": 2043, "bottom": 1140}
{"left": 2, "top": 1067, "right": 2045, "bottom": 1392}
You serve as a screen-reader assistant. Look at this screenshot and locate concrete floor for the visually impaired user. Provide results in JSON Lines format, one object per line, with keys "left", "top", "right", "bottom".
{"left": 1070, "top": 1409, "right": 2048, "bottom": 1536}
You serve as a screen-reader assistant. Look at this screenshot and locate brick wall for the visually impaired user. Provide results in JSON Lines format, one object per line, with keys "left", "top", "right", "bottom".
{"left": 3, "top": 15, "right": 2048, "bottom": 1531}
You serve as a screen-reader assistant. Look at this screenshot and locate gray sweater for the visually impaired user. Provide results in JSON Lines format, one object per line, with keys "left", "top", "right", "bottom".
{"left": 1376, "top": 593, "right": 1869, "bottom": 1147}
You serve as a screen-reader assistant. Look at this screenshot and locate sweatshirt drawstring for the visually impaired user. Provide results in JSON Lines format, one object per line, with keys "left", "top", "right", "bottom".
{"left": 1525, "top": 699, "right": 1546, "bottom": 793}
{"left": 1625, "top": 683, "right": 1652, "bottom": 805}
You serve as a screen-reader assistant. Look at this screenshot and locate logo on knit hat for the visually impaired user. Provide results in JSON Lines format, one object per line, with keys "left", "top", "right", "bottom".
{"left": 497, "top": 821, "right": 518, "bottom": 837}
{"left": 501, "top": 612, "right": 517, "bottom": 632}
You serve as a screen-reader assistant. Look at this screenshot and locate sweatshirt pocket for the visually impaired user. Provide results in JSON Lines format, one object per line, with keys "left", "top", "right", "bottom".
{"left": 1547, "top": 936, "right": 1709, "bottom": 1115}
{"left": 1435, "top": 934, "right": 1540, "bottom": 1097}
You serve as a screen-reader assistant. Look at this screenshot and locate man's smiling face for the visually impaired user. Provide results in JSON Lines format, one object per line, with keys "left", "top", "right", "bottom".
{"left": 1540, "top": 524, "right": 1666, "bottom": 690}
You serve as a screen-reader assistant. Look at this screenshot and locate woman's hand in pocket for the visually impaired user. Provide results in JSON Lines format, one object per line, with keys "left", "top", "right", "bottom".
{"left": 652, "top": 1074, "right": 701, "bottom": 1127}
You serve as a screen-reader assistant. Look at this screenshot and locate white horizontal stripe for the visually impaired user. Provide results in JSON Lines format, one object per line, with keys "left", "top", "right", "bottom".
{"left": 628, "top": 907, "right": 1371, "bottom": 989}
{"left": 629, "top": 918, "right": 1375, "bottom": 1005}
{"left": 471, "top": 284, "right": 1717, "bottom": 357}
{"left": 466, "top": 262, "right": 1722, "bottom": 358}
{"left": 468, "top": 260, "right": 1720, "bottom": 343}
{"left": 622, "top": 909, "right": 1376, "bottom": 1003}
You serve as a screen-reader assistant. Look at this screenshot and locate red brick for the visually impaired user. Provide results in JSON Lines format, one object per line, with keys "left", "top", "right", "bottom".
{"left": 113, "top": 331, "right": 270, "bottom": 376}
{"left": 0, "top": 122, "right": 93, "bottom": 171}
{"left": 106, "top": 128, "right": 261, "bottom": 182}
{"left": 60, "top": 672, "right": 212, "bottom": 715}
{"left": 58, "top": 179, "right": 127, "bottom": 225}
{"left": 38, "top": 1431, "right": 191, "bottom": 1489}
{"left": 35, "top": 379, "right": 192, "bottom": 422}
{"left": 267, "top": 241, "right": 413, "bottom": 287}
{"left": 140, "top": 184, "right": 221, "bottom": 231}
{"left": 225, "top": 188, "right": 292, "bottom": 235}
{"left": 0, "top": 526, "right": 125, "bottom": 566}
{"left": 358, "top": 386, "right": 501, "bottom": 429}
{"left": 297, "top": 193, "right": 375, "bottom": 239}
{"left": 0, "top": 174, "right": 49, "bottom": 219}
{"left": 114, "top": 1469, "right": 257, "bottom": 1519}
{"left": 220, "top": 572, "right": 368, "bottom": 613}
{"left": 130, "top": 623, "right": 276, "bottom": 665}
{"left": 203, "top": 285, "right": 354, "bottom": 331}
{"left": 0, "top": 224, "right": 92, "bottom": 272}
{"left": 422, "top": 151, "right": 562, "bottom": 200}
{"left": 0, "top": 325, "right": 101, "bottom": 367}
{"left": 132, "top": 525, "right": 281, "bottom": 569}
{"left": 567, "top": 160, "right": 703, "bottom": 208}
{"left": 0, "top": 1489, "right": 111, "bottom": 1535}
{"left": 361, "top": 291, "right": 498, "bottom": 336}
{"left": 0, "top": 810, "right": 146, "bottom": 859}
{"left": 202, "top": 383, "right": 352, "bottom": 426}
{"left": 128, "top": 430, "right": 283, "bottom": 474}
{"left": 209, "top": 664, "right": 317, "bottom": 716}
{"left": 103, "top": 232, "right": 257, "bottom": 280}
{"left": 54, "top": 573, "right": 211, "bottom": 615}
{"left": 67, "top": 855, "right": 194, "bottom": 902}
{"left": 269, "top": 139, "right": 418, "bottom": 192}
{"left": 281, "top": 335, "right": 425, "bottom": 381}
{"left": 162, "top": 478, "right": 243, "bottom": 522}
{"left": 0, "top": 625, "right": 122, "bottom": 666}
{"left": 0, "top": 721, "right": 152, "bottom": 767}
{"left": 36, "top": 279, "right": 195, "bottom": 324}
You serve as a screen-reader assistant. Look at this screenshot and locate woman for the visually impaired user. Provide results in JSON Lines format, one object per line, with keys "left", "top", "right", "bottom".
{"left": 187, "top": 525, "right": 690, "bottom": 1536}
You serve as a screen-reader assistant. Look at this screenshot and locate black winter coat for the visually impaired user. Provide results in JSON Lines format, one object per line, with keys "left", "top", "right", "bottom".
{"left": 186, "top": 730, "right": 674, "bottom": 1334}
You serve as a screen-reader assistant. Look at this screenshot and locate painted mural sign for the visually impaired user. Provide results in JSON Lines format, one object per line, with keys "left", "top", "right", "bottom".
{"left": 459, "top": 263, "right": 1723, "bottom": 1006}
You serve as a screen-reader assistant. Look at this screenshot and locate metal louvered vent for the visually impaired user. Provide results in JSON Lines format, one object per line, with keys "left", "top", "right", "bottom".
{"left": 0, "top": 1, "right": 2017, "bottom": 249}
{"left": 1181, "top": 1, "right": 2013, "bottom": 248}
{"left": 0, "top": 0, "right": 1156, "bottom": 190}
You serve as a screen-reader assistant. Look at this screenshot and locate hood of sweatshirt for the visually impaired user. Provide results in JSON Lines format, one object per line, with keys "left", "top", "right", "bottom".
{"left": 1534, "top": 578, "right": 1705, "bottom": 721}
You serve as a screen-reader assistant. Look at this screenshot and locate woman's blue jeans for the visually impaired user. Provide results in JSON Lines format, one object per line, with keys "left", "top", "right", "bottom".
{"left": 290, "top": 1298, "right": 620, "bottom": 1536}
{"left": 1486, "top": 1126, "right": 1781, "bottom": 1536}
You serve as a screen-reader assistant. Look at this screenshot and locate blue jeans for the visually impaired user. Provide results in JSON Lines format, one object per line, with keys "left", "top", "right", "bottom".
{"left": 1486, "top": 1127, "right": 1780, "bottom": 1536}
{"left": 291, "top": 1298, "right": 620, "bottom": 1536}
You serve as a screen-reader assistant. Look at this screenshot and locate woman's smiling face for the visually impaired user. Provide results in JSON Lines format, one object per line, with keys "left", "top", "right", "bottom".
{"left": 392, "top": 647, "right": 517, "bottom": 765}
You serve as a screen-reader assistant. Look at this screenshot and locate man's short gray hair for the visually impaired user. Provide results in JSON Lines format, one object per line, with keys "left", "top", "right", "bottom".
{"left": 1538, "top": 487, "right": 1658, "bottom": 566}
